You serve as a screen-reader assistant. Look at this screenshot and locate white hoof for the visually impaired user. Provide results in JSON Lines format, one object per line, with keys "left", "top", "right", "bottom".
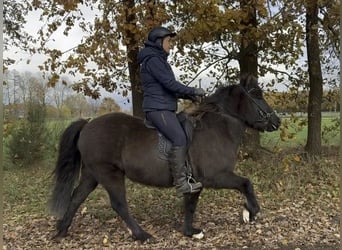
{"left": 242, "top": 208, "right": 250, "bottom": 223}
{"left": 193, "top": 231, "right": 204, "bottom": 239}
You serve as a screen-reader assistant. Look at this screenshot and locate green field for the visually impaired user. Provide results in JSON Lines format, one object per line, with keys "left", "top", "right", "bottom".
{"left": 261, "top": 116, "right": 340, "bottom": 149}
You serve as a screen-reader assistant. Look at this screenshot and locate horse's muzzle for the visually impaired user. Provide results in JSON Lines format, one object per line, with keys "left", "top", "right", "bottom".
{"left": 266, "top": 115, "right": 281, "bottom": 132}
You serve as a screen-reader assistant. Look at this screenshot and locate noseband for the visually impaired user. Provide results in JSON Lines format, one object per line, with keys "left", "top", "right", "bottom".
{"left": 240, "top": 85, "right": 274, "bottom": 124}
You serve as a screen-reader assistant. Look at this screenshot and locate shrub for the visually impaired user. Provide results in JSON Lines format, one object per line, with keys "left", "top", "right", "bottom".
{"left": 6, "top": 102, "right": 48, "bottom": 167}
{"left": 44, "top": 120, "right": 70, "bottom": 156}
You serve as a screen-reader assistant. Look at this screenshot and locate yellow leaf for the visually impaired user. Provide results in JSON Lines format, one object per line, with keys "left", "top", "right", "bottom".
{"left": 103, "top": 237, "right": 108, "bottom": 245}
{"left": 293, "top": 155, "right": 301, "bottom": 162}
{"left": 81, "top": 206, "right": 87, "bottom": 215}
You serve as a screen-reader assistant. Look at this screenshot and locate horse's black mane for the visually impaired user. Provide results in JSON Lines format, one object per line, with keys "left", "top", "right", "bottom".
{"left": 189, "top": 85, "right": 237, "bottom": 119}
{"left": 188, "top": 74, "right": 260, "bottom": 120}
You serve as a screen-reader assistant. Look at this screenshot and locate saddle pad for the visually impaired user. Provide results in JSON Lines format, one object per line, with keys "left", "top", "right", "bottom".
{"left": 157, "top": 133, "right": 172, "bottom": 161}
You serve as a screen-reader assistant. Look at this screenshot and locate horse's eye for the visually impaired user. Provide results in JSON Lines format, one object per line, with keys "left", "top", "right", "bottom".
{"left": 250, "top": 89, "right": 263, "bottom": 99}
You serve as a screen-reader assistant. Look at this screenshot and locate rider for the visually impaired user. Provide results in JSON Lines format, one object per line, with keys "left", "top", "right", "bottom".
{"left": 137, "top": 26, "right": 205, "bottom": 195}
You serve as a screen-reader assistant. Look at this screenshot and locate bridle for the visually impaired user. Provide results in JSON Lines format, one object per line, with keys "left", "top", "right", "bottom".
{"left": 240, "top": 85, "right": 275, "bottom": 124}
{"left": 194, "top": 84, "right": 275, "bottom": 126}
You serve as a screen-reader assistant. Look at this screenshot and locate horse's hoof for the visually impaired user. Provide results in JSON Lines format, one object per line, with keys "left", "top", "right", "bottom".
{"left": 192, "top": 230, "right": 204, "bottom": 239}
{"left": 52, "top": 231, "right": 67, "bottom": 242}
{"left": 242, "top": 203, "right": 259, "bottom": 222}
{"left": 184, "top": 228, "right": 203, "bottom": 238}
{"left": 241, "top": 207, "right": 250, "bottom": 223}
{"left": 133, "top": 231, "right": 153, "bottom": 242}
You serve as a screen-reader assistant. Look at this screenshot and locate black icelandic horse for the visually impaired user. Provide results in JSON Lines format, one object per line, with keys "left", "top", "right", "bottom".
{"left": 49, "top": 74, "right": 281, "bottom": 242}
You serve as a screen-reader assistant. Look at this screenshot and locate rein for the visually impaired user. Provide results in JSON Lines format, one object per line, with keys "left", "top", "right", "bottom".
{"left": 190, "top": 84, "right": 274, "bottom": 125}
{"left": 240, "top": 85, "right": 274, "bottom": 123}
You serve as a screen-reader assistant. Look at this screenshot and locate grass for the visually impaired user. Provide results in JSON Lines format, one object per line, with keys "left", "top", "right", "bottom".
{"left": 261, "top": 116, "right": 340, "bottom": 149}
{"left": 4, "top": 162, "right": 54, "bottom": 223}
{"left": 236, "top": 147, "right": 339, "bottom": 203}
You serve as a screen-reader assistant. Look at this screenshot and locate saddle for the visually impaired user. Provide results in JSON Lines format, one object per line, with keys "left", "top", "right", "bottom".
{"left": 144, "top": 112, "right": 194, "bottom": 161}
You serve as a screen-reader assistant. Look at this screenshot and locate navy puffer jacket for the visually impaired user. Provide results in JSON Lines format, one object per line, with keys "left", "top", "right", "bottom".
{"left": 137, "top": 40, "right": 196, "bottom": 112}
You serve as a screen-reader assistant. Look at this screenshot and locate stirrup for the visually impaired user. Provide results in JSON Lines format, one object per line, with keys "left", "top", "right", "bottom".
{"left": 185, "top": 175, "right": 202, "bottom": 193}
{"left": 187, "top": 174, "right": 198, "bottom": 184}
{"left": 175, "top": 176, "right": 202, "bottom": 195}
{"left": 187, "top": 183, "right": 202, "bottom": 193}
{"left": 187, "top": 178, "right": 202, "bottom": 192}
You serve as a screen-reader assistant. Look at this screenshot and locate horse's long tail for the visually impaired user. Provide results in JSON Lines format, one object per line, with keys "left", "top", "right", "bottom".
{"left": 49, "top": 118, "right": 89, "bottom": 219}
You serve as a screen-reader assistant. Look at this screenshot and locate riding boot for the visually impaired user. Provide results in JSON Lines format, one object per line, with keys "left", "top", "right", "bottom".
{"left": 169, "top": 146, "right": 202, "bottom": 194}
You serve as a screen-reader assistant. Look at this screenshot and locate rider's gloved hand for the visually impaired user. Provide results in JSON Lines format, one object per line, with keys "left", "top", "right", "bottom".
{"left": 194, "top": 88, "right": 206, "bottom": 96}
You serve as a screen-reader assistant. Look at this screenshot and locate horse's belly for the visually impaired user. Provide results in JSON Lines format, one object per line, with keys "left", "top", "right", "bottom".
{"left": 125, "top": 165, "right": 173, "bottom": 188}
{"left": 122, "top": 151, "right": 173, "bottom": 188}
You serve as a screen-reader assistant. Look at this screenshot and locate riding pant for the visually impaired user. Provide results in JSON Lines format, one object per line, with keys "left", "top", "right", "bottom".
{"left": 145, "top": 110, "right": 187, "bottom": 147}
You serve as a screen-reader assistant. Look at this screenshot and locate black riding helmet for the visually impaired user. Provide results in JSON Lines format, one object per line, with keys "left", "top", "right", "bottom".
{"left": 147, "top": 26, "right": 176, "bottom": 43}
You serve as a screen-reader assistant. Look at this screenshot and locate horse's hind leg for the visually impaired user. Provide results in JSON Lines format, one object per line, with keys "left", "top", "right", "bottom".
{"left": 213, "top": 171, "right": 260, "bottom": 222}
{"left": 183, "top": 191, "right": 203, "bottom": 238}
{"left": 54, "top": 167, "right": 98, "bottom": 240}
{"left": 98, "top": 169, "right": 152, "bottom": 242}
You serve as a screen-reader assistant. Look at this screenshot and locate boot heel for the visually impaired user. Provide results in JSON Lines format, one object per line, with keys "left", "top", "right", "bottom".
{"left": 169, "top": 146, "right": 202, "bottom": 195}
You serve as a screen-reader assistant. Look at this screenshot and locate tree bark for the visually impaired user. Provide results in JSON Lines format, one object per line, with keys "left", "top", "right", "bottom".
{"left": 128, "top": 48, "right": 144, "bottom": 118}
{"left": 239, "top": 0, "right": 260, "bottom": 157}
{"left": 124, "top": 0, "right": 144, "bottom": 118}
{"left": 305, "top": 0, "right": 323, "bottom": 156}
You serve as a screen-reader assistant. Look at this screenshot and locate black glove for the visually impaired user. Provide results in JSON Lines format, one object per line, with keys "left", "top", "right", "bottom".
{"left": 194, "top": 87, "right": 206, "bottom": 96}
{"left": 186, "top": 95, "right": 198, "bottom": 102}
{"left": 177, "top": 94, "right": 199, "bottom": 102}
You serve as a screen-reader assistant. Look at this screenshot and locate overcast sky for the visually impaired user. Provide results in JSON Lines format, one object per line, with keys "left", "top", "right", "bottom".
{"left": 5, "top": 6, "right": 96, "bottom": 72}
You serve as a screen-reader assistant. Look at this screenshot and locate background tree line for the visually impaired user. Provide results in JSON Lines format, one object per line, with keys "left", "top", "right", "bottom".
{"left": 3, "top": 69, "right": 339, "bottom": 122}
{"left": 266, "top": 89, "right": 340, "bottom": 114}
{"left": 4, "top": 69, "right": 122, "bottom": 121}
{"left": 4, "top": 0, "right": 340, "bottom": 158}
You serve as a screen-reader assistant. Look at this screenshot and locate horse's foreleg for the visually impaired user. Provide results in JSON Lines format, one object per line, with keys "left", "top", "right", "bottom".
{"left": 53, "top": 169, "right": 98, "bottom": 241}
{"left": 183, "top": 191, "right": 203, "bottom": 238}
{"left": 211, "top": 171, "right": 260, "bottom": 222}
{"left": 240, "top": 177, "right": 260, "bottom": 223}
{"left": 99, "top": 169, "right": 152, "bottom": 242}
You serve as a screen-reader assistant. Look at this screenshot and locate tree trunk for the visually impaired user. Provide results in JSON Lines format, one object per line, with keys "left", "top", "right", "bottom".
{"left": 128, "top": 49, "right": 144, "bottom": 118}
{"left": 239, "top": 0, "right": 260, "bottom": 157}
{"left": 305, "top": 0, "right": 323, "bottom": 156}
{"left": 124, "top": 0, "right": 144, "bottom": 118}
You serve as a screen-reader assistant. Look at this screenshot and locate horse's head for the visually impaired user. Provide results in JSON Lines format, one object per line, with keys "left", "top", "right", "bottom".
{"left": 191, "top": 74, "right": 281, "bottom": 132}
{"left": 237, "top": 74, "right": 281, "bottom": 132}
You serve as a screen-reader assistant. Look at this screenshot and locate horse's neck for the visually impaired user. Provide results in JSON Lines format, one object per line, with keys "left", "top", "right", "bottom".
{"left": 197, "top": 112, "right": 246, "bottom": 144}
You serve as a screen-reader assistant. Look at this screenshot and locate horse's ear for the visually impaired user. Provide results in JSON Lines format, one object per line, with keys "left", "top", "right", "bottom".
{"left": 240, "top": 73, "right": 257, "bottom": 88}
